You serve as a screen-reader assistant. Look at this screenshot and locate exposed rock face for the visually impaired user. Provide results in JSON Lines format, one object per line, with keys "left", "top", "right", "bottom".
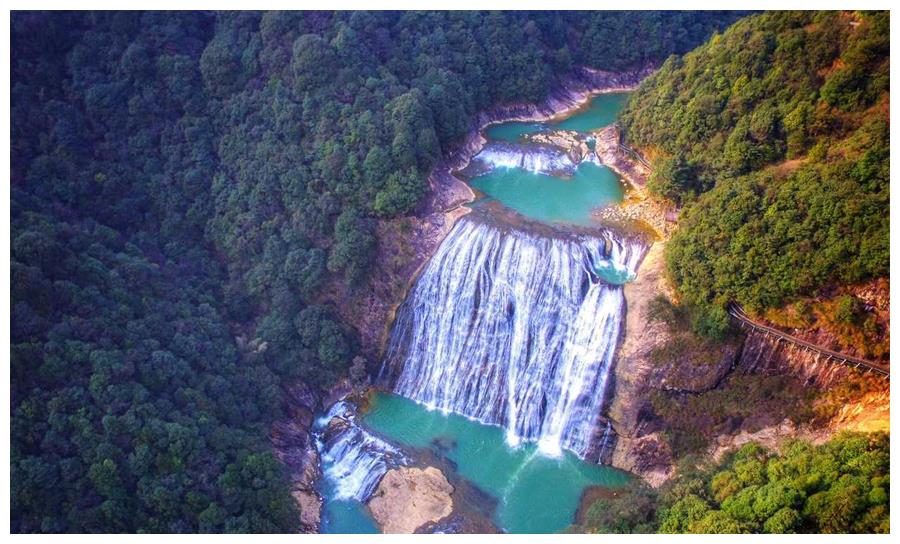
{"left": 593, "top": 195, "right": 673, "bottom": 241}
{"left": 367, "top": 466, "right": 454, "bottom": 534}
{"left": 607, "top": 240, "right": 886, "bottom": 487}
{"left": 608, "top": 241, "right": 745, "bottom": 486}
{"left": 592, "top": 125, "right": 650, "bottom": 190}
{"left": 829, "top": 387, "right": 890, "bottom": 433}
{"left": 293, "top": 488, "right": 324, "bottom": 532}
{"left": 591, "top": 125, "right": 674, "bottom": 239}
{"left": 270, "top": 382, "right": 324, "bottom": 532}
{"left": 737, "top": 329, "right": 852, "bottom": 388}
{"left": 607, "top": 242, "right": 676, "bottom": 486}
{"left": 610, "top": 432, "right": 673, "bottom": 488}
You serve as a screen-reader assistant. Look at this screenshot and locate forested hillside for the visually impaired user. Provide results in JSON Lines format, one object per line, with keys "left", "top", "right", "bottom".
{"left": 574, "top": 432, "right": 890, "bottom": 534}
{"left": 10, "top": 10, "right": 744, "bottom": 532}
{"left": 619, "top": 11, "right": 889, "bottom": 331}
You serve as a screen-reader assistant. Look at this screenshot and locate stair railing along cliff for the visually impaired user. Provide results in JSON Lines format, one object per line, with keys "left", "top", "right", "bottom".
{"left": 728, "top": 304, "right": 890, "bottom": 380}
{"left": 613, "top": 122, "right": 652, "bottom": 169}
{"left": 609, "top": 124, "right": 889, "bottom": 382}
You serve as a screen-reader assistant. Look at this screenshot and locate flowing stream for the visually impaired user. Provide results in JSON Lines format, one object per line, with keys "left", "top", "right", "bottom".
{"left": 317, "top": 91, "right": 639, "bottom": 534}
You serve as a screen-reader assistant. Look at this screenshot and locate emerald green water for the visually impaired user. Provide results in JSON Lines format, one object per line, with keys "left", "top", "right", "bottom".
{"left": 554, "top": 92, "right": 630, "bottom": 132}
{"left": 362, "top": 393, "right": 630, "bottom": 534}
{"left": 320, "top": 496, "right": 379, "bottom": 534}
{"left": 484, "top": 93, "right": 630, "bottom": 143}
{"left": 486, "top": 121, "right": 545, "bottom": 142}
{"left": 471, "top": 92, "right": 631, "bottom": 225}
{"left": 470, "top": 161, "right": 623, "bottom": 226}
{"left": 594, "top": 260, "right": 637, "bottom": 285}
{"left": 318, "top": 89, "right": 635, "bottom": 534}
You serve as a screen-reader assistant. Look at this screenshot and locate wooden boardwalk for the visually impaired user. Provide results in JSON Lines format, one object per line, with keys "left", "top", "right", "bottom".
{"left": 612, "top": 123, "right": 653, "bottom": 169}
{"left": 728, "top": 304, "right": 890, "bottom": 380}
{"left": 609, "top": 124, "right": 889, "bottom": 382}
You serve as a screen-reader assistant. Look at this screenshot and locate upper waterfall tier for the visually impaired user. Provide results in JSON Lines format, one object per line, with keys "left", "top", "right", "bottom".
{"left": 470, "top": 142, "right": 576, "bottom": 175}
{"left": 379, "top": 216, "right": 646, "bottom": 460}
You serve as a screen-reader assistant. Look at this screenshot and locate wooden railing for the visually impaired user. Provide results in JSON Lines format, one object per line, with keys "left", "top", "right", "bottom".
{"left": 728, "top": 304, "right": 890, "bottom": 380}
{"left": 609, "top": 123, "right": 888, "bottom": 382}
{"left": 612, "top": 123, "right": 653, "bottom": 169}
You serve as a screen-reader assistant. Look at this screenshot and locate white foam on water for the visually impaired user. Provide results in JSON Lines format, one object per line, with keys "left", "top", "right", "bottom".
{"left": 381, "top": 218, "right": 645, "bottom": 459}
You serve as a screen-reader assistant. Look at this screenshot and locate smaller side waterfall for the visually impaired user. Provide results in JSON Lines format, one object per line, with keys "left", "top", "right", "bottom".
{"left": 315, "top": 402, "right": 406, "bottom": 502}
{"left": 473, "top": 142, "right": 575, "bottom": 174}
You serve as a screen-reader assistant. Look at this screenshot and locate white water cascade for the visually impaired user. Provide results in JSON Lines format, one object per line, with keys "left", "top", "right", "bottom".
{"left": 473, "top": 142, "right": 575, "bottom": 174}
{"left": 316, "top": 402, "right": 406, "bottom": 501}
{"left": 380, "top": 217, "right": 645, "bottom": 460}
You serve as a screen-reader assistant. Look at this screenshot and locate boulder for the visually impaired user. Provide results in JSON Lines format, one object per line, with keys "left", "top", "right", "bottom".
{"left": 367, "top": 466, "right": 454, "bottom": 534}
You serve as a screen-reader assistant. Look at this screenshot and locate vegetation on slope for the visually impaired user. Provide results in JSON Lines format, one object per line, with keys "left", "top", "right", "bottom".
{"left": 11, "top": 10, "right": 744, "bottom": 532}
{"left": 11, "top": 206, "right": 301, "bottom": 532}
{"left": 603, "top": 15, "right": 891, "bottom": 533}
{"left": 574, "top": 432, "right": 890, "bottom": 534}
{"left": 619, "top": 11, "right": 889, "bottom": 331}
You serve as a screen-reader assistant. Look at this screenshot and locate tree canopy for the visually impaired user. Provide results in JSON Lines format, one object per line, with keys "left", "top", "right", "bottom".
{"left": 619, "top": 11, "right": 889, "bottom": 326}
{"left": 10, "top": 10, "right": 744, "bottom": 532}
{"left": 575, "top": 433, "right": 889, "bottom": 534}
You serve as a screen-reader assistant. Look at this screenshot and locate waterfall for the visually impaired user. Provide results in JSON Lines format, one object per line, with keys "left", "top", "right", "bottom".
{"left": 380, "top": 216, "right": 645, "bottom": 459}
{"left": 473, "top": 142, "right": 575, "bottom": 174}
{"left": 596, "top": 420, "right": 614, "bottom": 464}
{"left": 316, "top": 402, "right": 406, "bottom": 501}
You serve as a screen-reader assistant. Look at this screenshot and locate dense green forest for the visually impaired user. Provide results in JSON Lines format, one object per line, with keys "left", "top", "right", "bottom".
{"left": 10, "top": 10, "right": 744, "bottom": 532}
{"left": 619, "top": 11, "right": 889, "bottom": 331}
{"left": 573, "top": 432, "right": 890, "bottom": 534}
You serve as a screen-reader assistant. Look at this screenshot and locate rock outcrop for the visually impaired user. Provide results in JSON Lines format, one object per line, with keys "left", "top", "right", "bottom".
{"left": 592, "top": 125, "right": 650, "bottom": 191}
{"left": 367, "top": 466, "right": 454, "bottom": 534}
{"left": 528, "top": 129, "right": 591, "bottom": 163}
{"left": 607, "top": 241, "right": 746, "bottom": 486}
{"left": 606, "top": 242, "right": 676, "bottom": 486}
{"left": 591, "top": 125, "right": 675, "bottom": 239}
{"left": 607, "top": 240, "right": 886, "bottom": 487}
{"left": 270, "top": 382, "right": 324, "bottom": 532}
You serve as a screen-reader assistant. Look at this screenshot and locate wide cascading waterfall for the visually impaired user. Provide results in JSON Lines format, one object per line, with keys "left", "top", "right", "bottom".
{"left": 316, "top": 402, "right": 406, "bottom": 501}
{"left": 472, "top": 142, "right": 575, "bottom": 174}
{"left": 380, "top": 216, "right": 645, "bottom": 460}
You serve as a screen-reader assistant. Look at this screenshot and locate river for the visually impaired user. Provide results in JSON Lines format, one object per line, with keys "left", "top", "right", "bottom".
{"left": 317, "top": 91, "right": 637, "bottom": 534}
